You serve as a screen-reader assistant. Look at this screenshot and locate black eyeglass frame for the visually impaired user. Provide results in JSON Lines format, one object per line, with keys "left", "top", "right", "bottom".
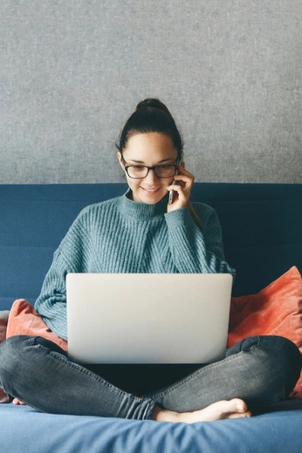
{"left": 121, "top": 156, "right": 179, "bottom": 180}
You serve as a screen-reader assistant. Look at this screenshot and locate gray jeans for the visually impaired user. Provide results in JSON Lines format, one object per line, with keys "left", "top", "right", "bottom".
{"left": 0, "top": 335, "right": 300, "bottom": 420}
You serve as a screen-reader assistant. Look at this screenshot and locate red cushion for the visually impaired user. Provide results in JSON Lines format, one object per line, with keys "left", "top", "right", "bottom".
{"left": 6, "top": 299, "right": 67, "bottom": 351}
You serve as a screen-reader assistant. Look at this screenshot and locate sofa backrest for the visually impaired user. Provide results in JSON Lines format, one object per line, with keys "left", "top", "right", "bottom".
{"left": 0, "top": 183, "right": 301, "bottom": 310}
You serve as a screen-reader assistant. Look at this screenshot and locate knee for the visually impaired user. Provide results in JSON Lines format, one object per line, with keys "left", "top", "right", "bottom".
{"left": 0, "top": 336, "right": 34, "bottom": 378}
{"left": 257, "top": 335, "right": 301, "bottom": 370}
{"left": 0, "top": 335, "right": 67, "bottom": 400}
{"left": 258, "top": 336, "right": 302, "bottom": 400}
{"left": 229, "top": 335, "right": 300, "bottom": 367}
{"left": 0, "top": 335, "right": 67, "bottom": 374}
{"left": 237, "top": 335, "right": 301, "bottom": 395}
{"left": 0, "top": 335, "right": 29, "bottom": 361}
{"left": 0, "top": 336, "right": 29, "bottom": 394}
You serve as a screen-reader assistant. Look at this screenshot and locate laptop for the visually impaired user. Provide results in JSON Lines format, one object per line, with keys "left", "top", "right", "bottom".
{"left": 66, "top": 273, "right": 233, "bottom": 365}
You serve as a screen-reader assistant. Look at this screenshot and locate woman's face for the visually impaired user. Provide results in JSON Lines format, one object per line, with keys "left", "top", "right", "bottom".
{"left": 118, "top": 132, "right": 179, "bottom": 204}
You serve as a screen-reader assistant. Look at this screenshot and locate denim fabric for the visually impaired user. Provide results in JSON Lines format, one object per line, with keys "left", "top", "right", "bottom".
{"left": 147, "top": 336, "right": 302, "bottom": 413}
{"left": 0, "top": 336, "right": 155, "bottom": 420}
{"left": 0, "top": 335, "right": 300, "bottom": 420}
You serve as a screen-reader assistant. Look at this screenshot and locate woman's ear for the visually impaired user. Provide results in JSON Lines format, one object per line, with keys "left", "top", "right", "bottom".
{"left": 117, "top": 152, "right": 124, "bottom": 170}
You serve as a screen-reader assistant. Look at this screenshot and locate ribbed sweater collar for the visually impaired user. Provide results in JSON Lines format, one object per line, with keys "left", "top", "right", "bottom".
{"left": 120, "top": 190, "right": 168, "bottom": 220}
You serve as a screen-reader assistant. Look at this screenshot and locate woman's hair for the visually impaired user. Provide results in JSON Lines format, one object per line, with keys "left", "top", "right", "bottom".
{"left": 117, "top": 98, "right": 184, "bottom": 162}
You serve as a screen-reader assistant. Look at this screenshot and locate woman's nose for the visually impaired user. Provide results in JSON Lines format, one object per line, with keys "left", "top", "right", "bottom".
{"left": 144, "top": 168, "right": 159, "bottom": 184}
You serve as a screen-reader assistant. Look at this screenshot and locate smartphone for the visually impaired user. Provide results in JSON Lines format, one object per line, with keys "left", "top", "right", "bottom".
{"left": 168, "top": 170, "right": 178, "bottom": 205}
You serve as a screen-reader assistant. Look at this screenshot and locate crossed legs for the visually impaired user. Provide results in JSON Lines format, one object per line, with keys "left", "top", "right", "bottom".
{"left": 0, "top": 335, "right": 300, "bottom": 422}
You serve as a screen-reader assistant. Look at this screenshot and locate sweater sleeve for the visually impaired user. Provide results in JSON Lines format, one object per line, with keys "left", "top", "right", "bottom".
{"left": 164, "top": 204, "right": 235, "bottom": 277}
{"left": 34, "top": 251, "right": 71, "bottom": 340}
{"left": 34, "top": 210, "right": 91, "bottom": 340}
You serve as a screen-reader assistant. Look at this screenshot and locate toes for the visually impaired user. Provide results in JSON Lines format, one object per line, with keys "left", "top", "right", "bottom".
{"left": 228, "top": 411, "right": 252, "bottom": 419}
{"left": 218, "top": 399, "right": 251, "bottom": 419}
{"left": 228, "top": 398, "right": 248, "bottom": 413}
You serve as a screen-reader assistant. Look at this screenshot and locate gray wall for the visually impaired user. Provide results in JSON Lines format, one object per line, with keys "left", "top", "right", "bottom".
{"left": 1, "top": 0, "right": 301, "bottom": 184}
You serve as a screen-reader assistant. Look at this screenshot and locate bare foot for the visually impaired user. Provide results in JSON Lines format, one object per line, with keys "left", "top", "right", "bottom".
{"left": 13, "top": 398, "right": 26, "bottom": 406}
{"left": 152, "top": 398, "right": 251, "bottom": 423}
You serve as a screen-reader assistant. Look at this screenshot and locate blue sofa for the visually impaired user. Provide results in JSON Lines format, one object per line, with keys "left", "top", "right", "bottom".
{"left": 0, "top": 183, "right": 302, "bottom": 453}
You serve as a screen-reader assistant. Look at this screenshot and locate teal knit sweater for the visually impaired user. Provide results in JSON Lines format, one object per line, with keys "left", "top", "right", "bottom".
{"left": 35, "top": 192, "right": 235, "bottom": 340}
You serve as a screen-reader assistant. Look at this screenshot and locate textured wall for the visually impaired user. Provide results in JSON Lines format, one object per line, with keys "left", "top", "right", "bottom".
{"left": 1, "top": 0, "right": 301, "bottom": 183}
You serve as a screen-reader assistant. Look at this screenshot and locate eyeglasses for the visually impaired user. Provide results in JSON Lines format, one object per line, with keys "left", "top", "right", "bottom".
{"left": 123, "top": 163, "right": 178, "bottom": 179}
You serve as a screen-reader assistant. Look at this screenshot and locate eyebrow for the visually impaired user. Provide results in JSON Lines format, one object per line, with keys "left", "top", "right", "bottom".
{"left": 126, "top": 157, "right": 176, "bottom": 164}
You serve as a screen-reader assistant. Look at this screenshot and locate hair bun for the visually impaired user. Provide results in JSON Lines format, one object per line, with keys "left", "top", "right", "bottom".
{"left": 136, "top": 98, "right": 161, "bottom": 110}
{"left": 136, "top": 98, "right": 172, "bottom": 118}
{"left": 118, "top": 98, "right": 183, "bottom": 160}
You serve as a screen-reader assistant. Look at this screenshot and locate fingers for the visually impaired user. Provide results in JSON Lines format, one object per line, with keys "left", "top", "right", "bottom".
{"left": 167, "top": 165, "right": 195, "bottom": 211}
{"left": 174, "top": 166, "right": 195, "bottom": 188}
{"left": 170, "top": 166, "right": 194, "bottom": 193}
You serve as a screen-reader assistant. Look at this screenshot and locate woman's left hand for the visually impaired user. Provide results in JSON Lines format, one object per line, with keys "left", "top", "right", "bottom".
{"left": 167, "top": 164, "right": 195, "bottom": 212}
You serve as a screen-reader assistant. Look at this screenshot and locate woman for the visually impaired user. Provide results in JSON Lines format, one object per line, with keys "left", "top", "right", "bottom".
{"left": 0, "top": 99, "right": 300, "bottom": 423}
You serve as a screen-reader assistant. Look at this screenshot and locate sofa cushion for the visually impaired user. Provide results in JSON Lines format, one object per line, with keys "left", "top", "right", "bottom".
{"left": 6, "top": 299, "right": 67, "bottom": 351}
{"left": 0, "top": 403, "right": 301, "bottom": 453}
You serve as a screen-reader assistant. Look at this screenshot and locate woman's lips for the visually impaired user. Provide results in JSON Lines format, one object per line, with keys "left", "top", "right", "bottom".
{"left": 140, "top": 187, "right": 161, "bottom": 195}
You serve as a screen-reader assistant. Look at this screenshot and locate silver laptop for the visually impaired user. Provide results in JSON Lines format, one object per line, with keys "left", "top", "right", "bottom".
{"left": 66, "top": 273, "right": 233, "bottom": 364}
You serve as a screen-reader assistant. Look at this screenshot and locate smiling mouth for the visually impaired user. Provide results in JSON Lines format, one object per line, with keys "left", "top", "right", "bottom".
{"left": 141, "top": 187, "right": 161, "bottom": 194}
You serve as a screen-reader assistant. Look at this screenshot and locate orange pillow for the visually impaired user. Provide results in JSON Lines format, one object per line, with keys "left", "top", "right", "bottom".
{"left": 6, "top": 299, "right": 67, "bottom": 351}
{"left": 228, "top": 266, "right": 302, "bottom": 398}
